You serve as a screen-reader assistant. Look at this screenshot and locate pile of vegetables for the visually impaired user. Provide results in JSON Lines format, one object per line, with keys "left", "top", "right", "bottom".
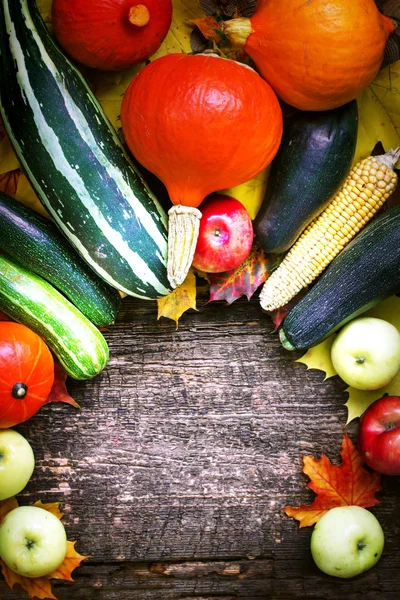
{"left": 0, "top": 0, "right": 400, "bottom": 592}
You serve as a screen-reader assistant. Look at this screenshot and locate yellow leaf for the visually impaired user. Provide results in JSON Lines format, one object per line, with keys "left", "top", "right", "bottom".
{"left": 34, "top": 500, "right": 64, "bottom": 520}
{"left": 354, "top": 61, "right": 400, "bottom": 166}
{"left": 37, "top": 0, "right": 52, "bottom": 21}
{"left": 157, "top": 269, "right": 197, "bottom": 325}
{"left": 221, "top": 166, "right": 271, "bottom": 220}
{"left": 152, "top": 0, "right": 205, "bottom": 59}
{"left": 89, "top": 66, "right": 143, "bottom": 131}
{"left": 296, "top": 335, "right": 337, "bottom": 380}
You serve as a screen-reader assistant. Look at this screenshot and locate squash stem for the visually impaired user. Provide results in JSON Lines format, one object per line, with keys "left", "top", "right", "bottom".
{"left": 279, "top": 328, "right": 295, "bottom": 351}
{"left": 222, "top": 17, "right": 253, "bottom": 49}
{"left": 129, "top": 4, "right": 150, "bottom": 27}
{"left": 167, "top": 205, "right": 202, "bottom": 289}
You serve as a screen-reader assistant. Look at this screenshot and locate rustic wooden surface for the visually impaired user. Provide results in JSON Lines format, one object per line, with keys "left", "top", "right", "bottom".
{"left": 1, "top": 287, "right": 400, "bottom": 600}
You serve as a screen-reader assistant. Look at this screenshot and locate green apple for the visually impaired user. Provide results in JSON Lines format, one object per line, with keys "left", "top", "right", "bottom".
{"left": 0, "top": 506, "right": 67, "bottom": 578}
{"left": 331, "top": 317, "right": 400, "bottom": 390}
{"left": 311, "top": 505, "right": 384, "bottom": 578}
{"left": 0, "top": 429, "right": 35, "bottom": 501}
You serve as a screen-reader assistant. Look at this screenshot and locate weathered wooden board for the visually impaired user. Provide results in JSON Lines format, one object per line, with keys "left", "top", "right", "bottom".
{"left": 1, "top": 289, "right": 400, "bottom": 599}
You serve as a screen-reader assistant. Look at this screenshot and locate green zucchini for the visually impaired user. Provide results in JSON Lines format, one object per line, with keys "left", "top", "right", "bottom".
{"left": 0, "top": 192, "right": 121, "bottom": 327}
{"left": 0, "top": 253, "right": 109, "bottom": 380}
{"left": 0, "top": 0, "right": 171, "bottom": 299}
{"left": 279, "top": 205, "right": 400, "bottom": 351}
{"left": 254, "top": 100, "right": 358, "bottom": 254}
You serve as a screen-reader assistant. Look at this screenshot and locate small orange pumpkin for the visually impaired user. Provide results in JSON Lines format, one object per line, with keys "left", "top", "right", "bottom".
{"left": 52, "top": 0, "right": 172, "bottom": 71}
{"left": 121, "top": 52, "right": 282, "bottom": 287}
{"left": 223, "top": 0, "right": 395, "bottom": 111}
{"left": 0, "top": 322, "right": 54, "bottom": 428}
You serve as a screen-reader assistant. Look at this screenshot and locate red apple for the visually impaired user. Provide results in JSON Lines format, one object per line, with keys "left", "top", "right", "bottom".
{"left": 192, "top": 194, "right": 254, "bottom": 273}
{"left": 358, "top": 395, "right": 400, "bottom": 475}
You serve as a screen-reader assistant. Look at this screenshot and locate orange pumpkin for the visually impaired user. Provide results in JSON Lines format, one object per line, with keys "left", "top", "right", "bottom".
{"left": 52, "top": 0, "right": 172, "bottom": 71}
{"left": 121, "top": 53, "right": 282, "bottom": 209}
{"left": 121, "top": 52, "right": 282, "bottom": 287}
{"left": 223, "top": 0, "right": 395, "bottom": 111}
{"left": 0, "top": 322, "right": 54, "bottom": 428}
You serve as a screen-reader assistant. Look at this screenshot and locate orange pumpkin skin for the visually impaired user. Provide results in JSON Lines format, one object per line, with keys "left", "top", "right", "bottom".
{"left": 52, "top": 0, "right": 172, "bottom": 71}
{"left": 242, "top": 0, "right": 395, "bottom": 111}
{"left": 0, "top": 322, "right": 54, "bottom": 428}
{"left": 120, "top": 53, "right": 283, "bottom": 208}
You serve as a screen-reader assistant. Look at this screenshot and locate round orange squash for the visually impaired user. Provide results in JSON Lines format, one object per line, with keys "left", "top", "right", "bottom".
{"left": 52, "top": 0, "right": 172, "bottom": 71}
{"left": 121, "top": 52, "right": 283, "bottom": 209}
{"left": 121, "top": 52, "right": 282, "bottom": 288}
{"left": 223, "top": 0, "right": 395, "bottom": 111}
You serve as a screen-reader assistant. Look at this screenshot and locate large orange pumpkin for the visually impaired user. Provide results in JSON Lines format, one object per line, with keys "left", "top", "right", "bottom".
{"left": 52, "top": 0, "right": 172, "bottom": 71}
{"left": 121, "top": 52, "right": 282, "bottom": 287}
{"left": 223, "top": 0, "right": 395, "bottom": 111}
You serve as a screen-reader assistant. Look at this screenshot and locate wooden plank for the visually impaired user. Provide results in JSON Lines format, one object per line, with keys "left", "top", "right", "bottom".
{"left": 1, "top": 291, "right": 400, "bottom": 599}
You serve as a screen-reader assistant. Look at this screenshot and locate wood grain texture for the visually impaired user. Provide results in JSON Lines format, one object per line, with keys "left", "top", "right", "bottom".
{"left": 1, "top": 288, "right": 400, "bottom": 599}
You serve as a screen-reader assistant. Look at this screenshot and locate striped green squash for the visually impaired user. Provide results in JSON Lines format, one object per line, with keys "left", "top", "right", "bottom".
{"left": 0, "top": 254, "right": 109, "bottom": 380}
{"left": 0, "top": 0, "right": 172, "bottom": 299}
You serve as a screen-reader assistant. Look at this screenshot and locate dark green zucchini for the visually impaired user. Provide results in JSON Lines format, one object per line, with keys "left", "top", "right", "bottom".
{"left": 0, "top": 192, "right": 121, "bottom": 327}
{"left": 279, "top": 205, "right": 400, "bottom": 351}
{"left": 0, "top": 0, "right": 171, "bottom": 299}
{"left": 254, "top": 100, "right": 358, "bottom": 254}
{"left": 0, "top": 254, "right": 109, "bottom": 380}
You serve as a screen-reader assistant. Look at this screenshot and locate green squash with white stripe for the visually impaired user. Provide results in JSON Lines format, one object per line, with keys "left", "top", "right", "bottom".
{"left": 0, "top": 0, "right": 172, "bottom": 299}
{"left": 0, "top": 254, "right": 109, "bottom": 380}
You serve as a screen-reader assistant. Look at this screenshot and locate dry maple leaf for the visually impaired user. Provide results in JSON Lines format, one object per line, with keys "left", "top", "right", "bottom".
{"left": 208, "top": 243, "right": 279, "bottom": 304}
{"left": 283, "top": 434, "right": 381, "bottom": 528}
{"left": 157, "top": 269, "right": 197, "bottom": 326}
{"left": 0, "top": 169, "right": 20, "bottom": 196}
{"left": 0, "top": 499, "right": 87, "bottom": 600}
{"left": 45, "top": 363, "right": 81, "bottom": 409}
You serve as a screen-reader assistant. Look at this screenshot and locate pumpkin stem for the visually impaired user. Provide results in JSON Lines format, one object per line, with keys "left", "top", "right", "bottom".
{"left": 12, "top": 382, "right": 28, "bottom": 399}
{"left": 167, "top": 205, "right": 202, "bottom": 289}
{"left": 128, "top": 4, "right": 150, "bottom": 27}
{"left": 222, "top": 17, "right": 253, "bottom": 49}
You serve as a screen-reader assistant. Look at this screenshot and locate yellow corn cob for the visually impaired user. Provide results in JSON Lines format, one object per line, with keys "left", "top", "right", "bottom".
{"left": 259, "top": 149, "right": 400, "bottom": 312}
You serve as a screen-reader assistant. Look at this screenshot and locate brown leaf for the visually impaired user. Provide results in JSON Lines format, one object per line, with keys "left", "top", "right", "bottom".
{"left": 45, "top": 363, "right": 81, "bottom": 409}
{"left": 189, "top": 15, "right": 225, "bottom": 45}
{"left": 283, "top": 434, "right": 382, "bottom": 528}
{"left": 0, "top": 498, "right": 18, "bottom": 523}
{"left": 0, "top": 562, "right": 56, "bottom": 600}
{"left": 0, "top": 169, "right": 20, "bottom": 196}
{"left": 208, "top": 244, "right": 279, "bottom": 304}
{"left": 269, "top": 288, "right": 308, "bottom": 330}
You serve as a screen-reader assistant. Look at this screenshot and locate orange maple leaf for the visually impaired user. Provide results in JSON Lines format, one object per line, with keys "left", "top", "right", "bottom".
{"left": 0, "top": 499, "right": 87, "bottom": 599}
{"left": 283, "top": 434, "right": 382, "bottom": 528}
